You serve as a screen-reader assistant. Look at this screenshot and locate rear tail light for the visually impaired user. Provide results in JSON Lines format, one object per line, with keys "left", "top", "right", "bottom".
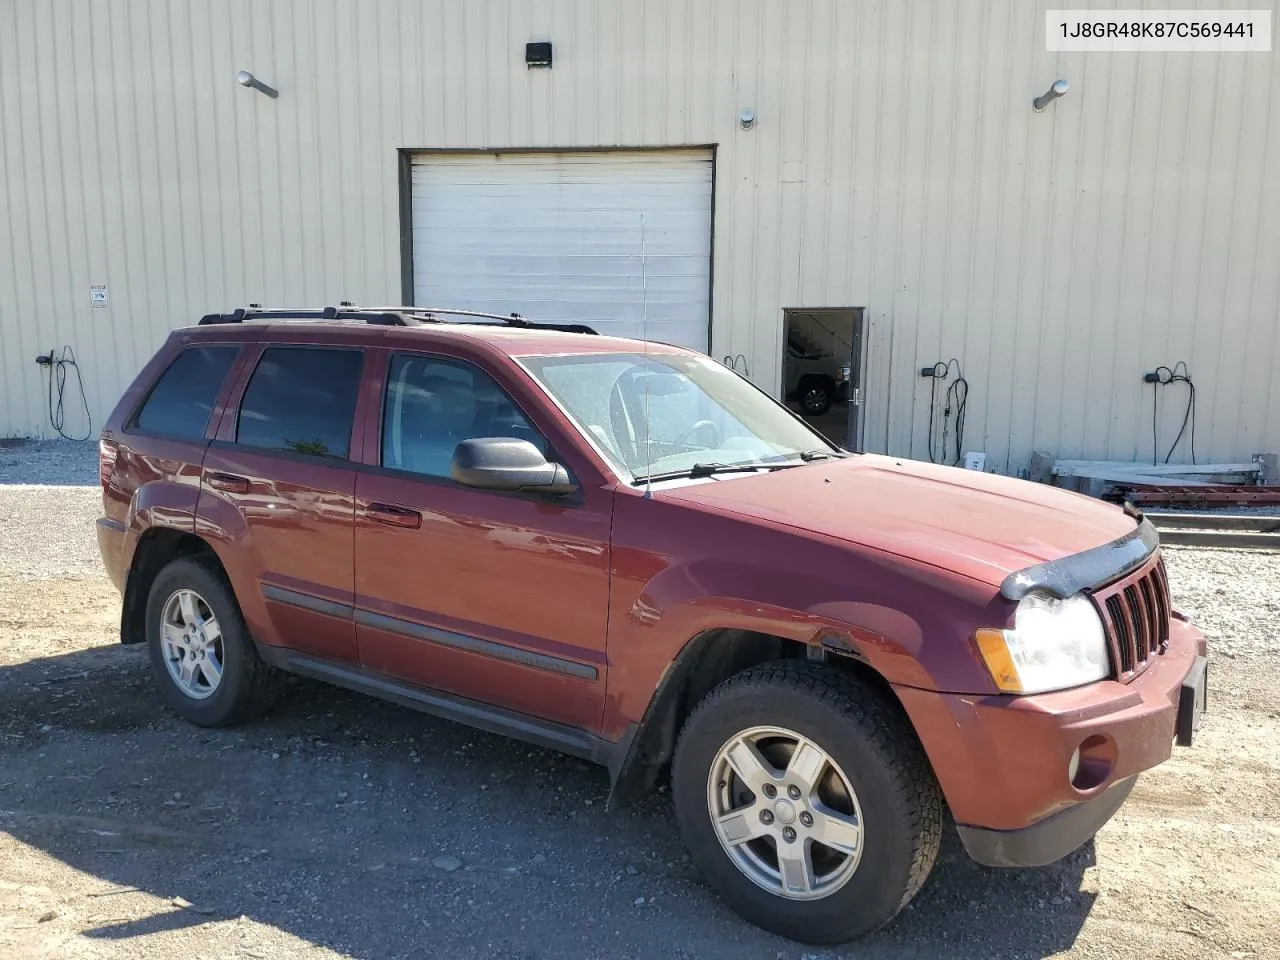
{"left": 99, "top": 439, "right": 118, "bottom": 488}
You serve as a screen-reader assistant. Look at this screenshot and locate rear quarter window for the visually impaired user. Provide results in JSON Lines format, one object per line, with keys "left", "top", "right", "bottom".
{"left": 235, "top": 347, "right": 363, "bottom": 459}
{"left": 131, "top": 346, "right": 240, "bottom": 440}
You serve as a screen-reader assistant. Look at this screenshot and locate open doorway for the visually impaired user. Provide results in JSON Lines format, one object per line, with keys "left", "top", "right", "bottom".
{"left": 781, "top": 308, "right": 865, "bottom": 450}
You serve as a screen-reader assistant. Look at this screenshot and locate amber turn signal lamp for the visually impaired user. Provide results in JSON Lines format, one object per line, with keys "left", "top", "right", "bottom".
{"left": 975, "top": 628, "right": 1022, "bottom": 693}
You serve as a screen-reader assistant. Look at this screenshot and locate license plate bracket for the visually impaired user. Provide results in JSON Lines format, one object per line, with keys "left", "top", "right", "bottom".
{"left": 1176, "top": 655, "right": 1208, "bottom": 747}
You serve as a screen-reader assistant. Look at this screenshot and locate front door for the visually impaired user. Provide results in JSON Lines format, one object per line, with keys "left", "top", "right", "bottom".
{"left": 201, "top": 344, "right": 366, "bottom": 664}
{"left": 353, "top": 350, "right": 612, "bottom": 731}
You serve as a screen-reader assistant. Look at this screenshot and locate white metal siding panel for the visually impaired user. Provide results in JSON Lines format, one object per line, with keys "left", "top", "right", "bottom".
{"left": 409, "top": 151, "right": 712, "bottom": 350}
{"left": 1, "top": 0, "right": 1276, "bottom": 475}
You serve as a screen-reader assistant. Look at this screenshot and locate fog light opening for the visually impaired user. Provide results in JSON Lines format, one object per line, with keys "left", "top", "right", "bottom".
{"left": 1070, "top": 734, "right": 1115, "bottom": 792}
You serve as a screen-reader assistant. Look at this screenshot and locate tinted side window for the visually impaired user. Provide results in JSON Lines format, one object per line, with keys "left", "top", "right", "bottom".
{"left": 133, "top": 346, "right": 239, "bottom": 440}
{"left": 382, "top": 354, "right": 546, "bottom": 478}
{"left": 236, "top": 348, "right": 363, "bottom": 459}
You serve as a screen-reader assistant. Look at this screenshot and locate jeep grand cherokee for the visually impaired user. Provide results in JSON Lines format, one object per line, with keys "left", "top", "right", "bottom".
{"left": 96, "top": 305, "right": 1208, "bottom": 944}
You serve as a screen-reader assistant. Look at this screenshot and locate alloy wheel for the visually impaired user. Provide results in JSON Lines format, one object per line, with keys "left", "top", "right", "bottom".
{"left": 159, "top": 589, "right": 224, "bottom": 700}
{"left": 706, "top": 725, "right": 864, "bottom": 901}
{"left": 803, "top": 388, "right": 828, "bottom": 413}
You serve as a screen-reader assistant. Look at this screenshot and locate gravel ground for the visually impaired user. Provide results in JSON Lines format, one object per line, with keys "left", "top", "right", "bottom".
{"left": 0, "top": 442, "right": 102, "bottom": 583}
{"left": 1, "top": 451, "right": 1278, "bottom": 960}
{"left": 0, "top": 440, "right": 98, "bottom": 487}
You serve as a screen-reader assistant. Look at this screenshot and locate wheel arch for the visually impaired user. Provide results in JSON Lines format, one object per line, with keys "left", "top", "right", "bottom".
{"left": 120, "top": 529, "right": 227, "bottom": 644}
{"left": 796, "top": 372, "right": 836, "bottom": 391}
{"left": 606, "top": 626, "right": 906, "bottom": 807}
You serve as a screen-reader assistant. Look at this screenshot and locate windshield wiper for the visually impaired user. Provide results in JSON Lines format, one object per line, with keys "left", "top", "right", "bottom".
{"left": 754, "top": 449, "right": 847, "bottom": 466}
{"left": 687, "top": 461, "right": 774, "bottom": 479}
{"left": 635, "top": 451, "right": 846, "bottom": 484}
{"left": 798, "top": 449, "right": 844, "bottom": 461}
{"left": 634, "top": 462, "right": 774, "bottom": 484}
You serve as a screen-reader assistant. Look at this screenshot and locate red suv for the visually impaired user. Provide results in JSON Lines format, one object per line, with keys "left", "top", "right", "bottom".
{"left": 96, "top": 306, "right": 1208, "bottom": 945}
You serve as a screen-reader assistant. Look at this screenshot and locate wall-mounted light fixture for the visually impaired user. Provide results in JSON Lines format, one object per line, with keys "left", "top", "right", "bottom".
{"left": 739, "top": 107, "right": 756, "bottom": 130}
{"left": 236, "top": 70, "right": 279, "bottom": 99}
{"left": 525, "top": 42, "right": 553, "bottom": 68}
{"left": 1033, "top": 79, "right": 1069, "bottom": 112}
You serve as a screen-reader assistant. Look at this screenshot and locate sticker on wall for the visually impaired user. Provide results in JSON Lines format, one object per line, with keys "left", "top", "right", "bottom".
{"left": 90, "top": 283, "right": 108, "bottom": 308}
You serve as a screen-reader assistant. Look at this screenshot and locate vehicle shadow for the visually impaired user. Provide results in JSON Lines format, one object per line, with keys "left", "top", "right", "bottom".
{"left": 0, "top": 644, "right": 1095, "bottom": 959}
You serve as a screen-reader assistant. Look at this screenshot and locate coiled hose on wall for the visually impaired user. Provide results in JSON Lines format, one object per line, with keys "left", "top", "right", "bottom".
{"left": 36, "top": 346, "right": 92, "bottom": 441}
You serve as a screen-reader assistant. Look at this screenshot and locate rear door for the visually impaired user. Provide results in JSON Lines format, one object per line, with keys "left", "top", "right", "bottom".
{"left": 352, "top": 348, "right": 612, "bottom": 731}
{"left": 198, "top": 342, "right": 367, "bottom": 664}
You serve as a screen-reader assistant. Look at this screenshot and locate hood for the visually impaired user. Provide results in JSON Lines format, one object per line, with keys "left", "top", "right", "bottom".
{"left": 656, "top": 454, "right": 1139, "bottom": 590}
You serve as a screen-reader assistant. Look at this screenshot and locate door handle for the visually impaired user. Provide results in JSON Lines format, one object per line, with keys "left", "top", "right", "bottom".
{"left": 206, "top": 471, "right": 250, "bottom": 494}
{"left": 366, "top": 502, "right": 422, "bottom": 529}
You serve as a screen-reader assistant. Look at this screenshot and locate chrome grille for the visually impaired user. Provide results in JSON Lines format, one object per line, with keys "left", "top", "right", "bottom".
{"left": 1093, "top": 556, "right": 1171, "bottom": 680}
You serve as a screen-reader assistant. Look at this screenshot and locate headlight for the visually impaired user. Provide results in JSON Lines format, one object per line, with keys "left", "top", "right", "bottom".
{"left": 975, "top": 593, "right": 1110, "bottom": 695}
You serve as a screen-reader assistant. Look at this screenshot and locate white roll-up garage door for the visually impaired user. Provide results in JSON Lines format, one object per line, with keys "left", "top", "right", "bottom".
{"left": 410, "top": 150, "right": 713, "bottom": 352}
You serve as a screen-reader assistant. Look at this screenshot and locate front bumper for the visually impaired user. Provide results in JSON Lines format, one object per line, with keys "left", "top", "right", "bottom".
{"left": 957, "top": 775, "right": 1138, "bottom": 868}
{"left": 894, "top": 616, "right": 1208, "bottom": 862}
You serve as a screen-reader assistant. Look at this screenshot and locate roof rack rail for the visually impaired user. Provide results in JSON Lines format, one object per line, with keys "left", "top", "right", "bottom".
{"left": 197, "top": 304, "right": 598, "bottom": 334}
{"left": 362, "top": 305, "right": 525, "bottom": 324}
{"left": 362, "top": 306, "right": 599, "bottom": 335}
{"left": 197, "top": 306, "right": 414, "bottom": 326}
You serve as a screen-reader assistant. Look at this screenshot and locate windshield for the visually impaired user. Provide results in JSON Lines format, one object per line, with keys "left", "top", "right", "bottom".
{"left": 519, "top": 352, "right": 839, "bottom": 482}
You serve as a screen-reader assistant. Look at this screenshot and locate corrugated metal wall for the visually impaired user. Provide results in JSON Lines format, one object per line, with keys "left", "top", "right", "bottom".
{"left": 2, "top": 0, "right": 1277, "bottom": 473}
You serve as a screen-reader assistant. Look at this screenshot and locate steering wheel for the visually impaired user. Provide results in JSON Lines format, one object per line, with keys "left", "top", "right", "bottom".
{"left": 675, "top": 419, "right": 721, "bottom": 448}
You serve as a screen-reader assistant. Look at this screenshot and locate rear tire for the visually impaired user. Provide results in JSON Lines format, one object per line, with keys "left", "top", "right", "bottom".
{"left": 671, "top": 661, "right": 942, "bottom": 945}
{"left": 145, "top": 556, "right": 282, "bottom": 726}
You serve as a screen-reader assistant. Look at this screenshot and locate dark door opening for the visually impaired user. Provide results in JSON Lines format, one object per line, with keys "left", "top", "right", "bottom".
{"left": 781, "top": 308, "right": 865, "bottom": 450}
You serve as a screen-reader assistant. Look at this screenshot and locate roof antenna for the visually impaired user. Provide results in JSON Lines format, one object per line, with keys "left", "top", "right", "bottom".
{"left": 641, "top": 213, "right": 653, "bottom": 499}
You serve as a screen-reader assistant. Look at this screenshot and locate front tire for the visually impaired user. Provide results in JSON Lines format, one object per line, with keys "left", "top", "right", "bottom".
{"left": 797, "top": 377, "right": 834, "bottom": 417}
{"left": 145, "top": 556, "right": 282, "bottom": 727}
{"left": 671, "top": 661, "right": 942, "bottom": 944}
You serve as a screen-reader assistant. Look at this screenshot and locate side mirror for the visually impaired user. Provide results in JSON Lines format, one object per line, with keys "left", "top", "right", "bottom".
{"left": 451, "top": 438, "right": 577, "bottom": 496}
